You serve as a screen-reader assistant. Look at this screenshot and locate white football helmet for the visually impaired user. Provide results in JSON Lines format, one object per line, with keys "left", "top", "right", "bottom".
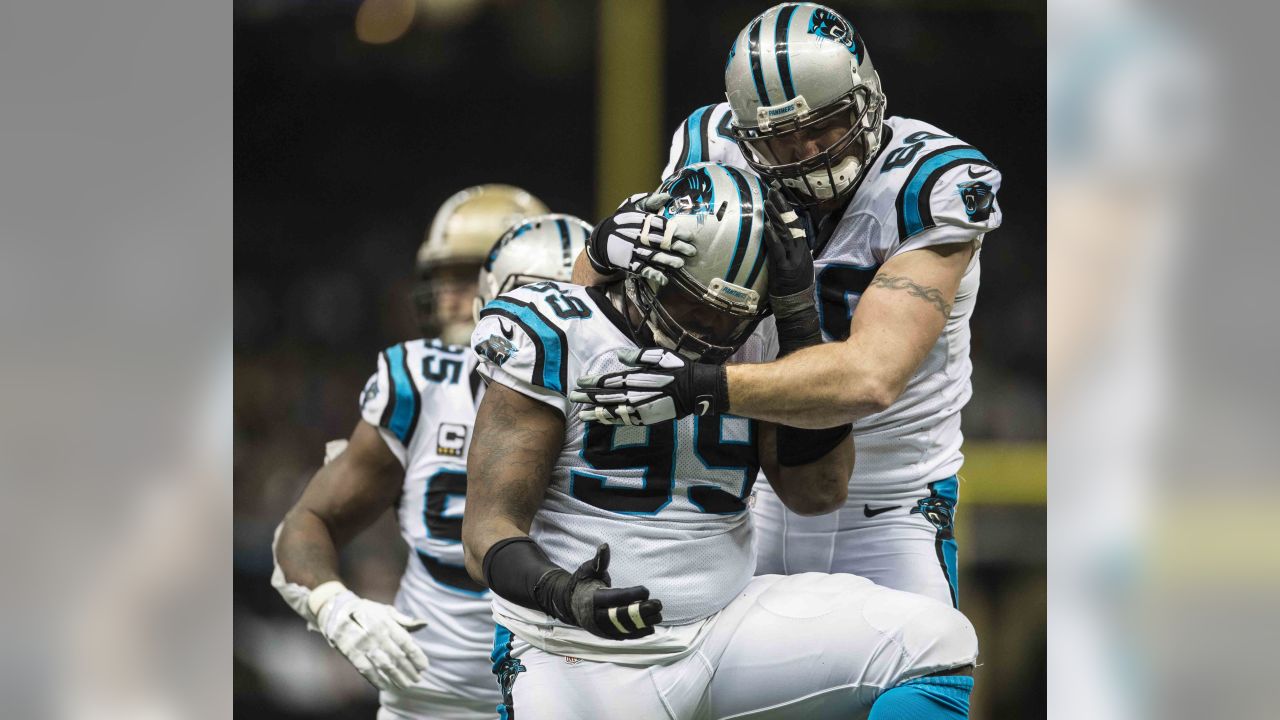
{"left": 623, "top": 162, "right": 771, "bottom": 363}
{"left": 414, "top": 185, "right": 549, "bottom": 344}
{"left": 474, "top": 213, "right": 591, "bottom": 318}
{"left": 724, "top": 3, "right": 885, "bottom": 206}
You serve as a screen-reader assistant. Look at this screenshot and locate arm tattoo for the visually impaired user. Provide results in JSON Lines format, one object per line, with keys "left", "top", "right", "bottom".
{"left": 470, "top": 386, "right": 560, "bottom": 526}
{"left": 869, "top": 274, "right": 952, "bottom": 319}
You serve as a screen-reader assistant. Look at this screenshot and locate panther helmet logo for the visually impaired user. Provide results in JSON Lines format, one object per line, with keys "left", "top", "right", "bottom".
{"left": 807, "top": 9, "right": 863, "bottom": 63}
{"left": 659, "top": 167, "right": 716, "bottom": 218}
{"left": 957, "top": 180, "right": 995, "bottom": 223}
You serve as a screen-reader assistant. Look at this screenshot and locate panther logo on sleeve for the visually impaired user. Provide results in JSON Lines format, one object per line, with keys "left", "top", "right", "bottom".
{"left": 360, "top": 375, "right": 379, "bottom": 408}
{"left": 957, "top": 180, "right": 995, "bottom": 222}
{"left": 476, "top": 334, "right": 518, "bottom": 366}
{"left": 808, "top": 9, "right": 863, "bottom": 63}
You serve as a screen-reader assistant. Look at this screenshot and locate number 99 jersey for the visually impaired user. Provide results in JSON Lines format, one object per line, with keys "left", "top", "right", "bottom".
{"left": 358, "top": 338, "right": 499, "bottom": 717}
{"left": 472, "top": 281, "right": 778, "bottom": 662}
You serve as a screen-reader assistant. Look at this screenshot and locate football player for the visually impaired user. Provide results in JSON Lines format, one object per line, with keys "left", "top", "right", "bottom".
{"left": 465, "top": 163, "right": 978, "bottom": 720}
{"left": 575, "top": 3, "right": 1003, "bottom": 609}
{"left": 271, "top": 183, "right": 588, "bottom": 720}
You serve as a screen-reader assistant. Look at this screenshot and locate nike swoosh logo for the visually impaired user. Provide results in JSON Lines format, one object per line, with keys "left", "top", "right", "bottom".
{"left": 863, "top": 504, "right": 899, "bottom": 517}
{"left": 499, "top": 321, "right": 514, "bottom": 340}
{"left": 967, "top": 166, "right": 992, "bottom": 178}
{"left": 695, "top": 400, "right": 710, "bottom": 415}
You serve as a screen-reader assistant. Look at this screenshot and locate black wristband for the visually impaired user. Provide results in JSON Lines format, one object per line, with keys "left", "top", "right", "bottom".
{"left": 585, "top": 227, "right": 618, "bottom": 276}
{"left": 688, "top": 362, "right": 730, "bottom": 416}
{"left": 482, "top": 536, "right": 573, "bottom": 621}
{"left": 776, "top": 423, "right": 852, "bottom": 467}
{"left": 775, "top": 311, "right": 823, "bottom": 357}
{"left": 770, "top": 286, "right": 822, "bottom": 357}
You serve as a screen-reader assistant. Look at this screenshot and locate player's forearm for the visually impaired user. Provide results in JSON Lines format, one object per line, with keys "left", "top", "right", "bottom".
{"left": 571, "top": 249, "right": 620, "bottom": 286}
{"left": 275, "top": 507, "right": 344, "bottom": 590}
{"left": 461, "top": 513, "right": 529, "bottom": 585}
{"left": 728, "top": 342, "right": 895, "bottom": 428}
{"left": 772, "top": 436, "right": 853, "bottom": 515}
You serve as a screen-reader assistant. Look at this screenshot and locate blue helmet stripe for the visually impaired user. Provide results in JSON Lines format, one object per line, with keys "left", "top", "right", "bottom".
{"left": 723, "top": 167, "right": 755, "bottom": 283}
{"left": 900, "top": 147, "right": 990, "bottom": 237}
{"left": 747, "top": 17, "right": 772, "bottom": 107}
{"left": 741, "top": 177, "right": 769, "bottom": 289}
{"left": 555, "top": 218, "right": 572, "bottom": 267}
{"left": 774, "top": 4, "right": 798, "bottom": 101}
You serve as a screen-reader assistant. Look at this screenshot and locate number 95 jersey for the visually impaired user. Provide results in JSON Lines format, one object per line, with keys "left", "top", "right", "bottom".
{"left": 472, "top": 281, "right": 778, "bottom": 661}
{"left": 359, "top": 338, "right": 500, "bottom": 716}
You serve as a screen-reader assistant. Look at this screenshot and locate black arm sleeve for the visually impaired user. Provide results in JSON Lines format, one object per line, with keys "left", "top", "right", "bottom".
{"left": 776, "top": 423, "right": 852, "bottom": 467}
{"left": 482, "top": 536, "right": 575, "bottom": 623}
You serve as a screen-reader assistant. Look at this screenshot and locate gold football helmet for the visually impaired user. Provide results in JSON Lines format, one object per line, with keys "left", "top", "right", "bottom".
{"left": 413, "top": 185, "right": 549, "bottom": 344}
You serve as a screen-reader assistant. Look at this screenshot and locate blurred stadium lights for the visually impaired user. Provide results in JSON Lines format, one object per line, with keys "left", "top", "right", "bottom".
{"left": 355, "top": 0, "right": 486, "bottom": 43}
{"left": 355, "top": 0, "right": 416, "bottom": 44}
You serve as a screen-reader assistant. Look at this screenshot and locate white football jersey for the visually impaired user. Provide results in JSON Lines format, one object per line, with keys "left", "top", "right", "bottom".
{"left": 471, "top": 281, "right": 778, "bottom": 663}
{"left": 359, "top": 339, "right": 498, "bottom": 713}
{"left": 665, "top": 103, "right": 1003, "bottom": 494}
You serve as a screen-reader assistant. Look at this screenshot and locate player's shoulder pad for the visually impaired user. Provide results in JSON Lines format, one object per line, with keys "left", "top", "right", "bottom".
{"left": 884, "top": 118, "right": 1002, "bottom": 243}
{"left": 473, "top": 281, "right": 595, "bottom": 397}
{"left": 360, "top": 339, "right": 432, "bottom": 446}
{"left": 664, "top": 102, "right": 737, "bottom": 179}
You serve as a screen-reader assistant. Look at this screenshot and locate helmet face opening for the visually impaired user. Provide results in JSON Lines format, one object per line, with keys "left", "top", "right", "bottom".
{"left": 626, "top": 272, "right": 764, "bottom": 364}
{"left": 413, "top": 261, "right": 481, "bottom": 344}
{"left": 733, "top": 85, "right": 884, "bottom": 206}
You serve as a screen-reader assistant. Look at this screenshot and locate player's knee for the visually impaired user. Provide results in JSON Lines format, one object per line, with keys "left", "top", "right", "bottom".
{"left": 900, "top": 603, "right": 979, "bottom": 679}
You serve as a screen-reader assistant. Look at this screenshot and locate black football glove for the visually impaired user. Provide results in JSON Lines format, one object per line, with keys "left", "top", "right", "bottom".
{"left": 585, "top": 192, "right": 696, "bottom": 285}
{"left": 571, "top": 348, "right": 728, "bottom": 426}
{"left": 762, "top": 186, "right": 822, "bottom": 355}
{"left": 534, "top": 544, "right": 663, "bottom": 640}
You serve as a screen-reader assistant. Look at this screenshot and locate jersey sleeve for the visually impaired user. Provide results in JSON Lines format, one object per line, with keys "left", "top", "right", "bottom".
{"left": 471, "top": 287, "right": 576, "bottom": 417}
{"left": 729, "top": 315, "right": 779, "bottom": 364}
{"left": 357, "top": 345, "right": 419, "bottom": 464}
{"left": 661, "top": 103, "right": 749, "bottom": 180}
{"left": 890, "top": 155, "right": 1003, "bottom": 259}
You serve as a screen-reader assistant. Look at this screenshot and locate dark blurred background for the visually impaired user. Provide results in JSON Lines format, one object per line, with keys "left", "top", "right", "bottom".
{"left": 234, "top": 1, "right": 1045, "bottom": 718}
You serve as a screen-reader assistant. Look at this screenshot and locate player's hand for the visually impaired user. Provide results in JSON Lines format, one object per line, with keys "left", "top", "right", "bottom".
{"left": 762, "top": 186, "right": 822, "bottom": 354}
{"left": 571, "top": 348, "right": 726, "bottom": 426}
{"left": 544, "top": 544, "right": 663, "bottom": 640}
{"left": 310, "top": 583, "right": 431, "bottom": 691}
{"left": 585, "top": 192, "right": 696, "bottom": 286}
{"left": 762, "top": 185, "right": 815, "bottom": 311}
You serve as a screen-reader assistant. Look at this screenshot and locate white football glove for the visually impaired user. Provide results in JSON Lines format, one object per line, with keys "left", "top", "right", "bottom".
{"left": 571, "top": 348, "right": 726, "bottom": 426}
{"left": 586, "top": 192, "right": 697, "bottom": 286}
{"left": 308, "top": 581, "right": 431, "bottom": 691}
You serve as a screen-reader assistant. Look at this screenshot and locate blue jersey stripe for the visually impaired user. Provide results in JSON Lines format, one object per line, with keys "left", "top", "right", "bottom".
{"left": 385, "top": 344, "right": 418, "bottom": 443}
{"left": 685, "top": 105, "right": 711, "bottom": 165}
{"left": 491, "top": 624, "right": 514, "bottom": 673}
{"left": 933, "top": 475, "right": 960, "bottom": 607}
{"left": 483, "top": 299, "right": 566, "bottom": 394}
{"left": 901, "top": 148, "right": 989, "bottom": 237}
